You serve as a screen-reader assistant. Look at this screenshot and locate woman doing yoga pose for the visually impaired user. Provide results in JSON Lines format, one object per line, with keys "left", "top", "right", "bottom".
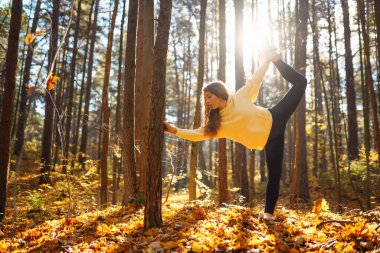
{"left": 163, "top": 50, "right": 307, "bottom": 221}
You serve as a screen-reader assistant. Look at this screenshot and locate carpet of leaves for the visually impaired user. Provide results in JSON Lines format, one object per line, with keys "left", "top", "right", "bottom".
{"left": 1, "top": 199, "right": 379, "bottom": 253}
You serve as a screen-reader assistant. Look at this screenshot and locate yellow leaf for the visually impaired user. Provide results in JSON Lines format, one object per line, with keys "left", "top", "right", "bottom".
{"left": 289, "top": 249, "right": 299, "bottom": 253}
{"left": 312, "top": 198, "right": 329, "bottom": 213}
{"left": 334, "top": 241, "right": 345, "bottom": 252}
{"left": 342, "top": 242, "right": 356, "bottom": 253}
{"left": 24, "top": 33, "right": 36, "bottom": 45}
{"left": 0, "top": 240, "right": 8, "bottom": 252}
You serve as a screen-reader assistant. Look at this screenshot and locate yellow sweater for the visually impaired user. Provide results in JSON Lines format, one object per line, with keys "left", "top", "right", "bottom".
{"left": 174, "top": 62, "right": 273, "bottom": 151}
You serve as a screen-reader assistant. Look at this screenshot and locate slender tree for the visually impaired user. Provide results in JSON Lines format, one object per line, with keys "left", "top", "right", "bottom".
{"left": 290, "top": 0, "right": 309, "bottom": 200}
{"left": 217, "top": 0, "right": 228, "bottom": 205}
{"left": 63, "top": 0, "right": 82, "bottom": 174}
{"left": 0, "top": 0, "right": 23, "bottom": 221}
{"left": 100, "top": 0, "right": 119, "bottom": 208}
{"left": 189, "top": 0, "right": 207, "bottom": 201}
{"left": 79, "top": 0, "right": 100, "bottom": 170}
{"left": 341, "top": 0, "right": 359, "bottom": 160}
{"left": 14, "top": 0, "right": 41, "bottom": 156}
{"left": 40, "top": 0, "right": 60, "bottom": 184}
{"left": 358, "top": 0, "right": 380, "bottom": 165}
{"left": 122, "top": 0, "right": 138, "bottom": 205}
{"left": 145, "top": 0, "right": 172, "bottom": 229}
{"left": 137, "top": 0, "right": 154, "bottom": 203}
{"left": 234, "top": 0, "right": 249, "bottom": 202}
{"left": 112, "top": 0, "right": 126, "bottom": 205}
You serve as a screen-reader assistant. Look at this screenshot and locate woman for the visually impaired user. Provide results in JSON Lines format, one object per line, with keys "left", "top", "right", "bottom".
{"left": 163, "top": 51, "right": 307, "bottom": 221}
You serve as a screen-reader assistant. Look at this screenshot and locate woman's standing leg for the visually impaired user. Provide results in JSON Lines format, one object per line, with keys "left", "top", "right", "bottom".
{"left": 264, "top": 132, "right": 285, "bottom": 215}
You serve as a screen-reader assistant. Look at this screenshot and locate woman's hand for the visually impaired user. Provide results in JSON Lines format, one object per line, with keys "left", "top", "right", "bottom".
{"left": 259, "top": 47, "right": 281, "bottom": 63}
{"left": 163, "top": 121, "right": 177, "bottom": 134}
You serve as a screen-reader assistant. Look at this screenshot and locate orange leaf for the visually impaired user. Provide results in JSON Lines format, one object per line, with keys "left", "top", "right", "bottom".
{"left": 24, "top": 33, "right": 36, "bottom": 45}
{"left": 27, "top": 86, "right": 38, "bottom": 95}
{"left": 47, "top": 82, "right": 55, "bottom": 91}
{"left": 35, "top": 29, "right": 48, "bottom": 35}
{"left": 46, "top": 73, "right": 59, "bottom": 90}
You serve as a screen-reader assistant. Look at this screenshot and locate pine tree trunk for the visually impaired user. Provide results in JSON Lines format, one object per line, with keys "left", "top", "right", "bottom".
{"left": 71, "top": 0, "right": 94, "bottom": 170}
{"left": 358, "top": 0, "right": 380, "bottom": 165}
{"left": 99, "top": 0, "right": 118, "bottom": 209}
{"left": 135, "top": 0, "right": 144, "bottom": 195}
{"left": 63, "top": 0, "right": 82, "bottom": 174}
{"left": 79, "top": 0, "right": 100, "bottom": 171}
{"left": 144, "top": 0, "right": 172, "bottom": 229}
{"left": 40, "top": 0, "right": 60, "bottom": 184}
{"left": 217, "top": 0, "right": 228, "bottom": 205}
{"left": 233, "top": 0, "right": 249, "bottom": 202}
{"left": 122, "top": 0, "right": 138, "bottom": 205}
{"left": 112, "top": 0, "right": 125, "bottom": 206}
{"left": 358, "top": 0, "right": 373, "bottom": 209}
{"left": 14, "top": 0, "right": 41, "bottom": 156}
{"left": 189, "top": 0, "right": 207, "bottom": 201}
{"left": 0, "top": 0, "right": 23, "bottom": 221}
{"left": 290, "top": 0, "right": 309, "bottom": 201}
{"left": 341, "top": 0, "right": 359, "bottom": 160}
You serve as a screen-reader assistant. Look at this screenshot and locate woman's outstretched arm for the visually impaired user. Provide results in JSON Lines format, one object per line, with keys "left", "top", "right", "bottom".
{"left": 163, "top": 121, "right": 211, "bottom": 142}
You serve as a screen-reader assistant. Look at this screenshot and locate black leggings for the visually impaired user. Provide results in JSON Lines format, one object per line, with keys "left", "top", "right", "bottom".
{"left": 264, "top": 60, "right": 307, "bottom": 214}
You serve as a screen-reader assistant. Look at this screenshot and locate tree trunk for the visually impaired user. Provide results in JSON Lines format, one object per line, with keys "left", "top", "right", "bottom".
{"left": 358, "top": 0, "right": 373, "bottom": 209}
{"left": 40, "top": 0, "right": 60, "bottom": 184}
{"left": 217, "top": 0, "right": 228, "bottom": 205}
{"left": 358, "top": 0, "right": 380, "bottom": 166}
{"left": 63, "top": 0, "right": 82, "bottom": 174}
{"left": 374, "top": 0, "right": 380, "bottom": 107}
{"left": 144, "top": 0, "right": 172, "bottom": 229}
{"left": 72, "top": 0, "right": 95, "bottom": 170}
{"left": 189, "top": 0, "right": 207, "bottom": 201}
{"left": 14, "top": 0, "right": 41, "bottom": 156}
{"left": 122, "top": 0, "right": 138, "bottom": 205}
{"left": 79, "top": 0, "right": 100, "bottom": 171}
{"left": 290, "top": 0, "right": 309, "bottom": 201}
{"left": 137, "top": 0, "right": 155, "bottom": 204}
{"left": 0, "top": 0, "right": 23, "bottom": 221}
{"left": 234, "top": 0, "right": 249, "bottom": 202}
{"left": 341, "top": 0, "right": 359, "bottom": 160}
{"left": 112, "top": 0, "right": 125, "bottom": 206}
{"left": 99, "top": 0, "right": 118, "bottom": 209}
{"left": 135, "top": 0, "right": 144, "bottom": 197}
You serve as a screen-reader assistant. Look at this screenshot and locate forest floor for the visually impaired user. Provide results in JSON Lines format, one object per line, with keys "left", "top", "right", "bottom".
{"left": 0, "top": 161, "right": 379, "bottom": 252}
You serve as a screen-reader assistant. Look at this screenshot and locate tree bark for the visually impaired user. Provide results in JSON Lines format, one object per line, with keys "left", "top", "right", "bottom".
{"left": 40, "top": 0, "right": 60, "bottom": 184}
{"left": 63, "top": 0, "right": 82, "bottom": 174}
{"left": 122, "top": 0, "right": 138, "bottom": 205}
{"left": 234, "top": 0, "right": 249, "bottom": 202}
{"left": 217, "top": 0, "right": 228, "bottom": 205}
{"left": 290, "top": 0, "right": 309, "bottom": 201}
{"left": 358, "top": 0, "right": 380, "bottom": 166}
{"left": 144, "top": 0, "right": 172, "bottom": 229}
{"left": 189, "top": 0, "right": 207, "bottom": 201}
{"left": 14, "top": 0, "right": 41, "bottom": 156}
{"left": 0, "top": 0, "right": 23, "bottom": 221}
{"left": 79, "top": 0, "right": 100, "bottom": 171}
{"left": 137, "top": 0, "right": 155, "bottom": 204}
{"left": 100, "top": 0, "right": 119, "bottom": 208}
{"left": 341, "top": 0, "right": 359, "bottom": 160}
{"left": 112, "top": 0, "right": 126, "bottom": 206}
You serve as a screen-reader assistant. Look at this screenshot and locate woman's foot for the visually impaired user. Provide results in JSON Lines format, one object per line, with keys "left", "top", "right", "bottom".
{"left": 258, "top": 212, "right": 276, "bottom": 221}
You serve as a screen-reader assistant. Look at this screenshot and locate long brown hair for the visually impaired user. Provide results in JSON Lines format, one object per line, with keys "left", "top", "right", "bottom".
{"left": 202, "top": 81, "right": 229, "bottom": 137}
